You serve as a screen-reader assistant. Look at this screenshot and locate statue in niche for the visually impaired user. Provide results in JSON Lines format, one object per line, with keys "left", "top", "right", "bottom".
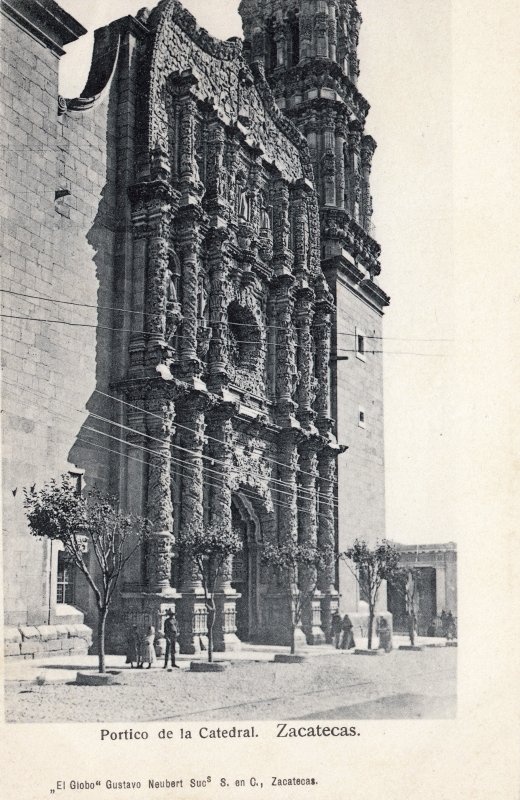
{"left": 238, "top": 186, "right": 250, "bottom": 221}
{"left": 260, "top": 202, "right": 272, "bottom": 231}
{"left": 165, "top": 249, "right": 182, "bottom": 345}
{"left": 197, "top": 276, "right": 209, "bottom": 322}
{"left": 192, "top": 153, "right": 201, "bottom": 184}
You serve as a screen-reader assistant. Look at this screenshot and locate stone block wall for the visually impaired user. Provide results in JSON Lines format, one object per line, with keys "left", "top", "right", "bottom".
{"left": 0, "top": 2, "right": 116, "bottom": 640}
{"left": 333, "top": 279, "right": 386, "bottom": 612}
{"left": 4, "top": 623, "right": 92, "bottom": 660}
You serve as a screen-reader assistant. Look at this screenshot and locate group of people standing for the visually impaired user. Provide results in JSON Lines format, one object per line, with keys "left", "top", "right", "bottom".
{"left": 330, "top": 611, "right": 393, "bottom": 652}
{"left": 330, "top": 612, "right": 356, "bottom": 650}
{"left": 126, "top": 609, "right": 180, "bottom": 670}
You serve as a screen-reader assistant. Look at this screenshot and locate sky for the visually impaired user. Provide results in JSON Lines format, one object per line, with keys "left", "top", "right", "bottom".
{"left": 57, "top": 0, "right": 456, "bottom": 545}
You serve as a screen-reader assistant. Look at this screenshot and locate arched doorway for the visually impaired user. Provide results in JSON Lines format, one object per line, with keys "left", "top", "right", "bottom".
{"left": 231, "top": 496, "right": 261, "bottom": 642}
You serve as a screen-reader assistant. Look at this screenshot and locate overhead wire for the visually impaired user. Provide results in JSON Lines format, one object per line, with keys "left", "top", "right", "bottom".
{"left": 0, "top": 287, "right": 451, "bottom": 345}
{"left": 2, "top": 385, "right": 333, "bottom": 522}
{"left": 94, "top": 388, "right": 339, "bottom": 490}
{"left": 0, "top": 312, "right": 446, "bottom": 356}
{"left": 1, "top": 379, "right": 338, "bottom": 513}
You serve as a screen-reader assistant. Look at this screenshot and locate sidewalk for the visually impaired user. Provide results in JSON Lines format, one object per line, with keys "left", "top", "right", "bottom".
{"left": 3, "top": 635, "right": 450, "bottom": 685}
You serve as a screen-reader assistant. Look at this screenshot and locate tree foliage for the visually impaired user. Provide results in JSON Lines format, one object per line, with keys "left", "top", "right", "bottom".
{"left": 392, "top": 565, "right": 420, "bottom": 645}
{"left": 340, "top": 538, "right": 400, "bottom": 649}
{"left": 23, "top": 475, "right": 151, "bottom": 672}
{"left": 261, "top": 539, "right": 334, "bottom": 654}
{"left": 178, "top": 522, "right": 243, "bottom": 663}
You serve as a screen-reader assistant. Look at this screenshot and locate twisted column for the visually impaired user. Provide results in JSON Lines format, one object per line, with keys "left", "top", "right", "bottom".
{"left": 177, "top": 393, "right": 212, "bottom": 654}
{"left": 207, "top": 230, "right": 231, "bottom": 391}
{"left": 298, "top": 439, "right": 322, "bottom": 642}
{"left": 177, "top": 207, "right": 204, "bottom": 378}
{"left": 272, "top": 275, "right": 297, "bottom": 422}
{"left": 144, "top": 391, "right": 175, "bottom": 593}
{"left": 335, "top": 118, "right": 347, "bottom": 210}
{"left": 295, "top": 287, "right": 316, "bottom": 430}
{"left": 207, "top": 403, "right": 242, "bottom": 651}
{"left": 317, "top": 444, "right": 338, "bottom": 641}
{"left": 312, "top": 292, "right": 334, "bottom": 435}
{"left": 178, "top": 396, "right": 207, "bottom": 593}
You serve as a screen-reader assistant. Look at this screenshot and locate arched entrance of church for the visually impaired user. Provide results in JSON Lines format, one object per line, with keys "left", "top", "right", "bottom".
{"left": 231, "top": 496, "right": 261, "bottom": 642}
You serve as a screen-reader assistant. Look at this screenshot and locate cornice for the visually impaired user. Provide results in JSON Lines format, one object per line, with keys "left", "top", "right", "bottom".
{"left": 1, "top": 0, "right": 86, "bottom": 56}
{"left": 322, "top": 254, "right": 390, "bottom": 313}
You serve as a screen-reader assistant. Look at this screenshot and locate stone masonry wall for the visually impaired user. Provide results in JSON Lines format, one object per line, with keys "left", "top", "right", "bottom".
{"left": 0, "top": 9, "right": 114, "bottom": 636}
{"left": 334, "top": 279, "right": 386, "bottom": 612}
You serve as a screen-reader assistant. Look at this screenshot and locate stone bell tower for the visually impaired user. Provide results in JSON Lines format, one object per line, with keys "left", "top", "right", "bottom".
{"left": 240, "top": 0, "right": 391, "bottom": 622}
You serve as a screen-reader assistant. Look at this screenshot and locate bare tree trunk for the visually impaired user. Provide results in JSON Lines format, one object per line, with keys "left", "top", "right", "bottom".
{"left": 291, "top": 624, "right": 296, "bottom": 655}
{"left": 98, "top": 608, "right": 108, "bottom": 673}
{"left": 207, "top": 604, "right": 215, "bottom": 664}
{"left": 367, "top": 606, "right": 374, "bottom": 650}
{"left": 408, "top": 613, "right": 415, "bottom": 646}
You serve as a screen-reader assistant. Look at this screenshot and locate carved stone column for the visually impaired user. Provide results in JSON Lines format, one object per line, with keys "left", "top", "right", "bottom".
{"left": 177, "top": 206, "right": 204, "bottom": 381}
{"left": 317, "top": 444, "right": 340, "bottom": 642}
{"left": 335, "top": 117, "right": 347, "bottom": 210}
{"left": 347, "top": 120, "right": 362, "bottom": 219}
{"left": 173, "top": 77, "right": 204, "bottom": 206}
{"left": 272, "top": 178, "right": 293, "bottom": 276}
{"left": 295, "top": 286, "right": 316, "bottom": 430}
{"left": 299, "top": 8, "right": 313, "bottom": 60}
{"left": 205, "top": 118, "right": 228, "bottom": 222}
{"left": 328, "top": 1, "right": 337, "bottom": 62}
{"left": 264, "top": 428, "right": 306, "bottom": 647}
{"left": 298, "top": 438, "right": 325, "bottom": 644}
{"left": 144, "top": 390, "right": 175, "bottom": 593}
{"left": 361, "top": 135, "right": 377, "bottom": 233}
{"left": 207, "top": 229, "right": 231, "bottom": 392}
{"left": 291, "top": 180, "right": 310, "bottom": 284}
{"left": 272, "top": 274, "right": 297, "bottom": 423}
{"left": 207, "top": 403, "right": 241, "bottom": 651}
{"left": 120, "top": 387, "right": 180, "bottom": 658}
{"left": 312, "top": 286, "right": 334, "bottom": 435}
{"left": 322, "top": 109, "right": 337, "bottom": 207}
{"left": 123, "top": 403, "right": 147, "bottom": 589}
{"left": 314, "top": 9, "right": 329, "bottom": 58}
{"left": 177, "top": 393, "right": 211, "bottom": 653}
{"left": 128, "top": 175, "right": 175, "bottom": 371}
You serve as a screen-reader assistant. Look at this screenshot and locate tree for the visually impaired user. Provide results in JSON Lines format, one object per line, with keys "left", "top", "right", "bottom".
{"left": 24, "top": 476, "right": 151, "bottom": 673}
{"left": 178, "top": 522, "right": 243, "bottom": 663}
{"left": 261, "top": 539, "right": 333, "bottom": 655}
{"left": 339, "top": 539, "right": 400, "bottom": 650}
{"left": 392, "top": 566, "right": 420, "bottom": 645}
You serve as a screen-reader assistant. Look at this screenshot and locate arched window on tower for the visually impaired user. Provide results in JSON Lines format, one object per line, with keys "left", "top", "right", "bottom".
{"left": 288, "top": 12, "right": 300, "bottom": 67}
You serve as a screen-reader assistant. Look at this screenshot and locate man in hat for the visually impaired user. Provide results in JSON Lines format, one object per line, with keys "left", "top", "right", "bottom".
{"left": 163, "top": 609, "right": 180, "bottom": 669}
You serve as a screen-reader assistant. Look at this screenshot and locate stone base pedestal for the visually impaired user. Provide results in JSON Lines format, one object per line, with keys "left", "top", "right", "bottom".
{"left": 212, "top": 592, "right": 242, "bottom": 652}
{"left": 178, "top": 594, "right": 208, "bottom": 655}
{"left": 303, "top": 592, "right": 326, "bottom": 644}
{"left": 261, "top": 593, "right": 307, "bottom": 648}
{"left": 320, "top": 592, "right": 340, "bottom": 644}
{"left": 121, "top": 590, "right": 181, "bottom": 658}
{"left": 274, "top": 653, "right": 306, "bottom": 664}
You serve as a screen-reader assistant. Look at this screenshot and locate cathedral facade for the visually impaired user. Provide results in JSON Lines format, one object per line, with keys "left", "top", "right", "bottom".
{"left": 1, "top": 0, "right": 389, "bottom": 657}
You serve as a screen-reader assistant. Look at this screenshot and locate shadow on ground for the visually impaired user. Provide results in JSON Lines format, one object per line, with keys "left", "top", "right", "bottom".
{"left": 300, "top": 693, "right": 457, "bottom": 720}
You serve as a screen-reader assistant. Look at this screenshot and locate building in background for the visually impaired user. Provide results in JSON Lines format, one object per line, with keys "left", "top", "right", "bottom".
{"left": 2, "top": 0, "right": 388, "bottom": 658}
{"left": 387, "top": 542, "right": 458, "bottom": 636}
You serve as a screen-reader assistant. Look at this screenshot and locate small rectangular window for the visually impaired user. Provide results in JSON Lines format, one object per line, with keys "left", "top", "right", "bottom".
{"left": 56, "top": 551, "right": 75, "bottom": 605}
{"left": 358, "top": 408, "right": 366, "bottom": 428}
{"left": 356, "top": 328, "right": 366, "bottom": 362}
